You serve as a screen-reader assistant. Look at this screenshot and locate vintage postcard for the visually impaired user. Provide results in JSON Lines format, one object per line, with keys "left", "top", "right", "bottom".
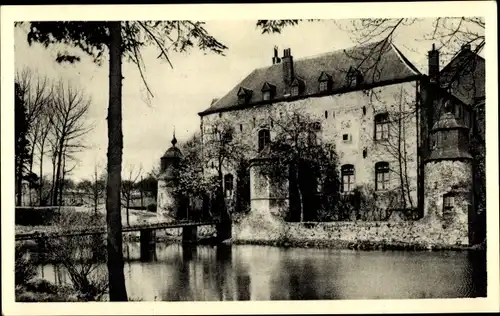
{"left": 1, "top": 1, "right": 498, "bottom": 315}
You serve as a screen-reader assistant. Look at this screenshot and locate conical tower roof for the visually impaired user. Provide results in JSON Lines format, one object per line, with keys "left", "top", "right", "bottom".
{"left": 162, "top": 134, "right": 183, "bottom": 160}
{"left": 427, "top": 111, "right": 471, "bottom": 161}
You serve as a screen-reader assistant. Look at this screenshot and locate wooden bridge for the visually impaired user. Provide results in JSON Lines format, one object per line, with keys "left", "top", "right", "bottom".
{"left": 15, "top": 220, "right": 222, "bottom": 241}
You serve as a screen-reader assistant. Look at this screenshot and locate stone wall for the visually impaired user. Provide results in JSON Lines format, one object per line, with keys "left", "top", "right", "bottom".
{"left": 232, "top": 209, "right": 469, "bottom": 247}
{"left": 156, "top": 179, "right": 177, "bottom": 221}
{"left": 201, "top": 81, "right": 420, "bottom": 208}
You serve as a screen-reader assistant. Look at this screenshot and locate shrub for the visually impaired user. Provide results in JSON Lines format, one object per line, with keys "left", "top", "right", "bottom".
{"left": 42, "top": 212, "right": 109, "bottom": 301}
{"left": 25, "top": 278, "right": 60, "bottom": 295}
{"left": 15, "top": 245, "right": 37, "bottom": 286}
{"left": 15, "top": 207, "right": 60, "bottom": 226}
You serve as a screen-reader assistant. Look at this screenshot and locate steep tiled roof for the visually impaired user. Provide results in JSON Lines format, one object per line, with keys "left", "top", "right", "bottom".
{"left": 439, "top": 49, "right": 485, "bottom": 105}
{"left": 199, "top": 40, "right": 421, "bottom": 116}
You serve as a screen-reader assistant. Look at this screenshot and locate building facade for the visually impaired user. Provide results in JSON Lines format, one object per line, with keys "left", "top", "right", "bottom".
{"left": 159, "top": 40, "right": 485, "bottom": 245}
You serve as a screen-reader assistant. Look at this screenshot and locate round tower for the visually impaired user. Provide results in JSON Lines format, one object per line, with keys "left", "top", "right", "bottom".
{"left": 157, "top": 134, "right": 183, "bottom": 221}
{"left": 424, "top": 107, "right": 472, "bottom": 245}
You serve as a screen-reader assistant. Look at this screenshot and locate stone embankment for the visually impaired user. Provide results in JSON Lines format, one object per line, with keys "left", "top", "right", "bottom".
{"left": 230, "top": 211, "right": 480, "bottom": 251}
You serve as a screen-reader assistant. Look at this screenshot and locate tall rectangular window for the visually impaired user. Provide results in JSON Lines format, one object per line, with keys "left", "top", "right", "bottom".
{"left": 291, "top": 86, "right": 299, "bottom": 96}
{"left": 375, "top": 162, "right": 390, "bottom": 191}
{"left": 443, "top": 192, "right": 456, "bottom": 220}
{"left": 375, "top": 113, "right": 390, "bottom": 140}
{"left": 224, "top": 174, "right": 234, "bottom": 198}
{"left": 258, "top": 129, "right": 270, "bottom": 152}
{"left": 262, "top": 90, "right": 271, "bottom": 101}
{"left": 319, "top": 80, "right": 328, "bottom": 92}
{"left": 341, "top": 164, "right": 355, "bottom": 193}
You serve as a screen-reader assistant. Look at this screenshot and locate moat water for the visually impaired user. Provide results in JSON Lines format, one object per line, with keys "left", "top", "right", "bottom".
{"left": 38, "top": 243, "right": 486, "bottom": 301}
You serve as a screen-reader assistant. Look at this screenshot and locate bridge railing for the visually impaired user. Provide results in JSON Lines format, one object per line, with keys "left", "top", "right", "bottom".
{"left": 15, "top": 219, "right": 221, "bottom": 241}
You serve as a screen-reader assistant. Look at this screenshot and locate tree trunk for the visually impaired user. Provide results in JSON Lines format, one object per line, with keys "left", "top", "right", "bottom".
{"left": 16, "top": 157, "right": 24, "bottom": 206}
{"left": 106, "top": 21, "right": 128, "bottom": 301}
{"left": 402, "top": 121, "right": 414, "bottom": 208}
{"left": 295, "top": 162, "right": 304, "bottom": 222}
{"left": 53, "top": 139, "right": 64, "bottom": 205}
{"left": 28, "top": 154, "right": 34, "bottom": 205}
{"left": 94, "top": 190, "right": 98, "bottom": 216}
{"left": 126, "top": 198, "right": 130, "bottom": 227}
{"left": 94, "top": 167, "right": 98, "bottom": 215}
{"left": 397, "top": 109, "right": 406, "bottom": 210}
{"left": 28, "top": 124, "right": 40, "bottom": 206}
{"left": 217, "top": 168, "right": 227, "bottom": 222}
{"left": 59, "top": 145, "right": 67, "bottom": 206}
{"left": 140, "top": 177, "right": 144, "bottom": 209}
{"left": 39, "top": 143, "right": 45, "bottom": 206}
{"left": 50, "top": 150, "right": 57, "bottom": 205}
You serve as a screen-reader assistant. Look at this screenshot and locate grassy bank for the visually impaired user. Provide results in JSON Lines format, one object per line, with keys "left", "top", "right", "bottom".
{"left": 16, "top": 279, "right": 81, "bottom": 302}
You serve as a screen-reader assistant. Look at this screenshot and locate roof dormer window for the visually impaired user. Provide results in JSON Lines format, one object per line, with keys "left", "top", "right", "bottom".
{"left": 261, "top": 82, "right": 276, "bottom": 101}
{"left": 346, "top": 66, "right": 363, "bottom": 87}
{"left": 290, "top": 77, "right": 305, "bottom": 97}
{"left": 237, "top": 87, "right": 253, "bottom": 105}
{"left": 318, "top": 71, "right": 332, "bottom": 93}
{"left": 263, "top": 91, "right": 271, "bottom": 101}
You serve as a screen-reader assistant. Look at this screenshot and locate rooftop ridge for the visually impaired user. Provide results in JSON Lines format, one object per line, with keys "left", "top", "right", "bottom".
{"left": 251, "top": 40, "right": 386, "bottom": 71}
{"left": 199, "top": 39, "right": 420, "bottom": 116}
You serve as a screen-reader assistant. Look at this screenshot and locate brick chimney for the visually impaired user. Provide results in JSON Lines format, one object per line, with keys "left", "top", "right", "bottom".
{"left": 282, "top": 48, "right": 294, "bottom": 85}
{"left": 272, "top": 46, "right": 281, "bottom": 65}
{"left": 428, "top": 43, "right": 440, "bottom": 83}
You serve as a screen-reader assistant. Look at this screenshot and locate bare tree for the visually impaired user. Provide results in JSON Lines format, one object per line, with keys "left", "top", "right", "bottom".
{"left": 256, "top": 109, "right": 339, "bottom": 222}
{"left": 46, "top": 211, "right": 108, "bottom": 301}
{"left": 48, "top": 80, "right": 93, "bottom": 205}
{"left": 121, "top": 165, "right": 142, "bottom": 226}
{"left": 78, "top": 165, "right": 106, "bottom": 216}
{"left": 202, "top": 118, "right": 251, "bottom": 220}
{"left": 35, "top": 108, "right": 54, "bottom": 205}
{"left": 15, "top": 67, "right": 53, "bottom": 205}
{"left": 19, "top": 20, "right": 228, "bottom": 300}
{"left": 369, "top": 86, "right": 418, "bottom": 210}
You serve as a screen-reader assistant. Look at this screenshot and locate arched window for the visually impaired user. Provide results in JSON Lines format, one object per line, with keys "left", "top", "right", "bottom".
{"left": 341, "top": 164, "right": 355, "bottom": 193}
{"left": 224, "top": 174, "right": 234, "bottom": 197}
{"left": 375, "top": 162, "right": 390, "bottom": 191}
{"left": 258, "top": 129, "right": 270, "bottom": 152}
{"left": 374, "top": 113, "right": 389, "bottom": 140}
{"left": 325, "top": 110, "right": 328, "bottom": 119}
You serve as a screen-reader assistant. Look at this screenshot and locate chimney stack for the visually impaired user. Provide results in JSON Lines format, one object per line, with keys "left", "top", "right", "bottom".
{"left": 272, "top": 46, "right": 281, "bottom": 65}
{"left": 282, "top": 48, "right": 294, "bottom": 85}
{"left": 428, "top": 43, "right": 440, "bottom": 83}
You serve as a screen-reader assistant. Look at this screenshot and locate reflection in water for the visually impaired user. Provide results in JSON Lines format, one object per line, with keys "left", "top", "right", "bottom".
{"left": 38, "top": 244, "right": 486, "bottom": 301}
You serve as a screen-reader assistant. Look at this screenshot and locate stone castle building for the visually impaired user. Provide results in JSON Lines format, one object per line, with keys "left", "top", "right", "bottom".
{"left": 159, "top": 40, "right": 485, "bottom": 246}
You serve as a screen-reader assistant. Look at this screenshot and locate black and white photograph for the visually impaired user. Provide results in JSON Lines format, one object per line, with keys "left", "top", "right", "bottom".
{"left": 1, "top": 2, "right": 498, "bottom": 314}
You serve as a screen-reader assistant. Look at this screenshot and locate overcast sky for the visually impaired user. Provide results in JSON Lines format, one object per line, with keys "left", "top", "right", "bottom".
{"left": 14, "top": 19, "right": 480, "bottom": 181}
